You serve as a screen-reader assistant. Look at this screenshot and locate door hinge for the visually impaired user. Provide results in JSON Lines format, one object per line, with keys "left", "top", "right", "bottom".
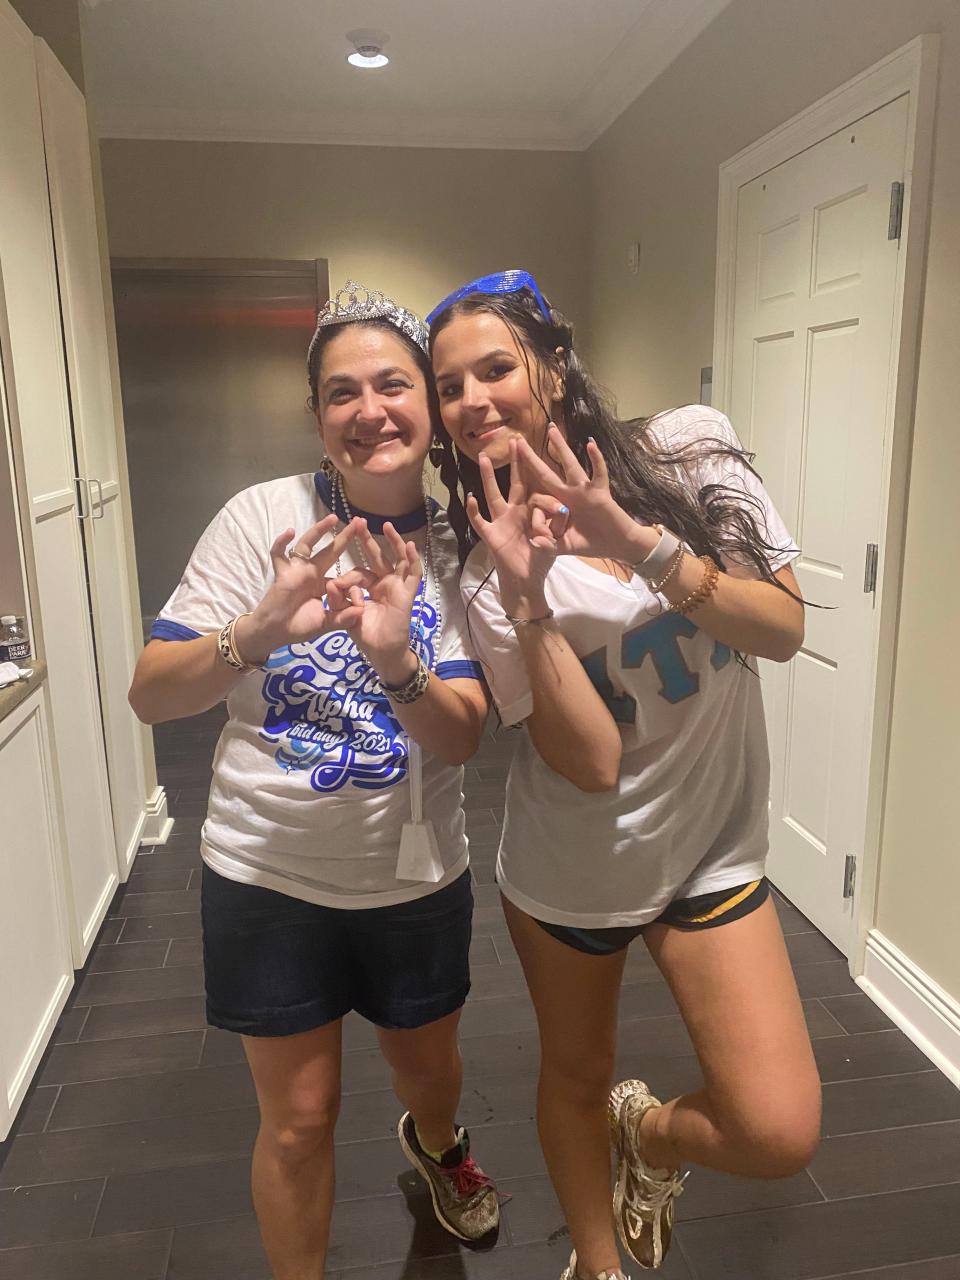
{"left": 863, "top": 542, "right": 879, "bottom": 594}
{"left": 843, "top": 855, "right": 857, "bottom": 900}
{"left": 888, "top": 181, "right": 904, "bottom": 241}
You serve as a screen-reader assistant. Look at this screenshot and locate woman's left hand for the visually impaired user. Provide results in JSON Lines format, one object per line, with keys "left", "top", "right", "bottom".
{"left": 325, "top": 520, "right": 423, "bottom": 686}
{"left": 517, "top": 425, "right": 659, "bottom": 564}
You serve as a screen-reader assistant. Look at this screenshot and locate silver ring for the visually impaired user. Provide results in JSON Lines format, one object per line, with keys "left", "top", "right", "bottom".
{"left": 289, "top": 549, "right": 312, "bottom": 562}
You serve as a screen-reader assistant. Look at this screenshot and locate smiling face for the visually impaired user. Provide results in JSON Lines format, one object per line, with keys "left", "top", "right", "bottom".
{"left": 431, "top": 311, "right": 564, "bottom": 468}
{"left": 315, "top": 324, "right": 432, "bottom": 511}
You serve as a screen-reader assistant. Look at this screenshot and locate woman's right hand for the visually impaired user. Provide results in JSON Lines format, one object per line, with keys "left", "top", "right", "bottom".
{"left": 233, "top": 514, "right": 366, "bottom": 664}
{"left": 465, "top": 440, "right": 558, "bottom": 618}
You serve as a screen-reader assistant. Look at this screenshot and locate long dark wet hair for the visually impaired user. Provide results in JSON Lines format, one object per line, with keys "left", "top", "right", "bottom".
{"left": 428, "top": 287, "right": 796, "bottom": 595}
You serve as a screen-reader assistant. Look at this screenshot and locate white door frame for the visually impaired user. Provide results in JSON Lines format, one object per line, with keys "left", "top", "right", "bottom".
{"left": 711, "top": 35, "right": 939, "bottom": 975}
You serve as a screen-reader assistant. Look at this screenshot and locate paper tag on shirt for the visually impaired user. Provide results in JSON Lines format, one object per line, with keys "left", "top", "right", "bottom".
{"left": 396, "top": 819, "right": 445, "bottom": 882}
{"left": 395, "top": 736, "right": 444, "bottom": 881}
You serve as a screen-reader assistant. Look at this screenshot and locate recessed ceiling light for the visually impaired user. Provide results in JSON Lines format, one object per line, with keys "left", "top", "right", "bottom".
{"left": 346, "top": 28, "right": 389, "bottom": 69}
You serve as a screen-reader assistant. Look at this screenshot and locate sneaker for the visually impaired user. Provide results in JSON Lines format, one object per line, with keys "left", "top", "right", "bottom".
{"left": 608, "top": 1080, "right": 688, "bottom": 1269}
{"left": 398, "top": 1112, "right": 500, "bottom": 1242}
{"left": 559, "top": 1250, "right": 631, "bottom": 1280}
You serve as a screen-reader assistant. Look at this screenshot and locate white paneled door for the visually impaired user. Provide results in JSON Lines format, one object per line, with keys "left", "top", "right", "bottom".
{"left": 0, "top": 7, "right": 117, "bottom": 963}
{"left": 36, "top": 41, "right": 149, "bottom": 875}
{"left": 729, "top": 96, "right": 909, "bottom": 954}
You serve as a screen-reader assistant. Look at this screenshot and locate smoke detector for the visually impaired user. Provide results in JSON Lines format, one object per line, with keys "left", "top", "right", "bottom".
{"left": 346, "top": 29, "right": 390, "bottom": 69}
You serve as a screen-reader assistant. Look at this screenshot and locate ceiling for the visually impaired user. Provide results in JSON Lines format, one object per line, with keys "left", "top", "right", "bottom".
{"left": 80, "top": 0, "right": 732, "bottom": 151}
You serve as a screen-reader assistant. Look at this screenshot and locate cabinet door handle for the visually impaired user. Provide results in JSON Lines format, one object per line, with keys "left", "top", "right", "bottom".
{"left": 91, "top": 477, "right": 105, "bottom": 520}
{"left": 74, "top": 475, "right": 91, "bottom": 520}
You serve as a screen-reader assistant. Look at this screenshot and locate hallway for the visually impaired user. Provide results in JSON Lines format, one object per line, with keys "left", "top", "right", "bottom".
{"left": 1, "top": 705, "right": 959, "bottom": 1279}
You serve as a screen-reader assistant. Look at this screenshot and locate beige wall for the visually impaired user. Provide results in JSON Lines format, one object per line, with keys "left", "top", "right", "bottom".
{"left": 8, "top": 0, "right": 82, "bottom": 87}
{"left": 98, "top": 140, "right": 587, "bottom": 331}
{"left": 586, "top": 0, "right": 960, "bottom": 998}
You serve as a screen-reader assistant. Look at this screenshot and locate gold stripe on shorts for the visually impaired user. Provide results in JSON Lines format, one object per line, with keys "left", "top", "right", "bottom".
{"left": 681, "top": 879, "right": 763, "bottom": 925}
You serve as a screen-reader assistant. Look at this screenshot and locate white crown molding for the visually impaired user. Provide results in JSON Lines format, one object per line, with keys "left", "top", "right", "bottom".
{"left": 568, "top": 0, "right": 734, "bottom": 149}
{"left": 90, "top": 0, "right": 734, "bottom": 152}
{"left": 93, "top": 103, "right": 583, "bottom": 152}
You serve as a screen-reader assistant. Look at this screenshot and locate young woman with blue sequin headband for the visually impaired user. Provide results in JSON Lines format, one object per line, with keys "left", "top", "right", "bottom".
{"left": 427, "top": 270, "right": 821, "bottom": 1279}
{"left": 128, "top": 283, "right": 500, "bottom": 1277}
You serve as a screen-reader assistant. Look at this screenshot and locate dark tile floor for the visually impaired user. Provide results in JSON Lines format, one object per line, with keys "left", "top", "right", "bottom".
{"left": 2, "top": 705, "right": 960, "bottom": 1278}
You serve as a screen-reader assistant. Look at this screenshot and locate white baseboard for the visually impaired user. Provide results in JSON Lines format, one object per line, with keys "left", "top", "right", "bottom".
{"left": 2, "top": 972, "right": 72, "bottom": 1141}
{"left": 118, "top": 808, "right": 147, "bottom": 876}
{"left": 79, "top": 871, "right": 119, "bottom": 960}
{"left": 859, "top": 929, "right": 960, "bottom": 1088}
{"left": 138, "top": 785, "right": 175, "bottom": 847}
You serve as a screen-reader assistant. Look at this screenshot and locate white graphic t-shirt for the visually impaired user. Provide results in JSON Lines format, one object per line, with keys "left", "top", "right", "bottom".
{"left": 153, "top": 471, "right": 483, "bottom": 908}
{"left": 460, "top": 406, "right": 799, "bottom": 928}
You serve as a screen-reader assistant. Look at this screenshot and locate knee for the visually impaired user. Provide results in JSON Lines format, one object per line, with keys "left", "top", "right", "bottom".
{"left": 261, "top": 1089, "right": 341, "bottom": 1166}
{"left": 540, "top": 1044, "right": 616, "bottom": 1107}
{"left": 388, "top": 1043, "right": 461, "bottom": 1091}
{"left": 724, "top": 1097, "right": 822, "bottom": 1178}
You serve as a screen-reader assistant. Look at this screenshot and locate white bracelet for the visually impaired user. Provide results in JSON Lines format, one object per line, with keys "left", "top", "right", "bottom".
{"left": 634, "top": 526, "right": 682, "bottom": 581}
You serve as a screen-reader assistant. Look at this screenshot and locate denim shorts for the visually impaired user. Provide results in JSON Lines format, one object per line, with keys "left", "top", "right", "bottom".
{"left": 201, "top": 865, "right": 473, "bottom": 1037}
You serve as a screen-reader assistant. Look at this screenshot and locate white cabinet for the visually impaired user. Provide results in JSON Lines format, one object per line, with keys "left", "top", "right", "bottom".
{"left": 0, "top": 686, "right": 73, "bottom": 1141}
{"left": 36, "top": 41, "right": 150, "bottom": 875}
{"left": 0, "top": 2, "right": 118, "bottom": 964}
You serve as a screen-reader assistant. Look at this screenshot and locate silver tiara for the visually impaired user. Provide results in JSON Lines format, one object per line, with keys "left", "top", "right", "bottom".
{"left": 307, "top": 281, "right": 429, "bottom": 364}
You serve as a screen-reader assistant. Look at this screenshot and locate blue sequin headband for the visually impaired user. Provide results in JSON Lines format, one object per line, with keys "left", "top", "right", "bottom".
{"left": 426, "top": 269, "right": 553, "bottom": 326}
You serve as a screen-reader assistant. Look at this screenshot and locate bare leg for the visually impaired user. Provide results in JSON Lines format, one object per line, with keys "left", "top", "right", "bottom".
{"left": 243, "top": 1020, "right": 343, "bottom": 1280}
{"left": 503, "top": 895, "right": 627, "bottom": 1278}
{"left": 638, "top": 896, "right": 821, "bottom": 1177}
{"left": 377, "top": 1008, "right": 463, "bottom": 1153}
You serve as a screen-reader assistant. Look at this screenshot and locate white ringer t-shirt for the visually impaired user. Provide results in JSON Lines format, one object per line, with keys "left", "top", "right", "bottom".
{"left": 460, "top": 406, "right": 799, "bottom": 928}
{"left": 152, "top": 471, "right": 484, "bottom": 908}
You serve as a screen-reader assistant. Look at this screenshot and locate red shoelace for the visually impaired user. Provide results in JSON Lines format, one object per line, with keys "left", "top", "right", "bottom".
{"left": 443, "top": 1155, "right": 493, "bottom": 1197}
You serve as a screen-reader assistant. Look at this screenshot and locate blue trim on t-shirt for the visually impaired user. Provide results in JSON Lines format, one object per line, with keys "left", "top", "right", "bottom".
{"left": 314, "top": 471, "right": 439, "bottom": 534}
{"left": 436, "top": 659, "right": 485, "bottom": 682}
{"left": 151, "top": 619, "right": 202, "bottom": 642}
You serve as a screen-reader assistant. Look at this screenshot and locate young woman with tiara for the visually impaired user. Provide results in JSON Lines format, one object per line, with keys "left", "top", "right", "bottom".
{"left": 426, "top": 270, "right": 821, "bottom": 1279}
{"left": 129, "top": 283, "right": 500, "bottom": 1277}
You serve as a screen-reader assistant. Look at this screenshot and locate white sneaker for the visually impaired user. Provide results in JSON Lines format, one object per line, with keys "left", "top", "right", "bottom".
{"left": 609, "top": 1080, "right": 688, "bottom": 1269}
{"left": 559, "top": 1249, "right": 631, "bottom": 1280}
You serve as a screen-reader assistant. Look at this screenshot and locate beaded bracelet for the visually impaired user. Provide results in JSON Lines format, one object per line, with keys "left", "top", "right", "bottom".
{"left": 670, "top": 556, "right": 720, "bottom": 616}
{"left": 650, "top": 543, "right": 686, "bottom": 593}
{"left": 382, "top": 652, "right": 430, "bottom": 704}
{"left": 217, "top": 613, "right": 256, "bottom": 671}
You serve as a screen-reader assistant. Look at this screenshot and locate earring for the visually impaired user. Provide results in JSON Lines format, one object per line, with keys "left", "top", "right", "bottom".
{"left": 428, "top": 442, "right": 446, "bottom": 469}
{"left": 318, "top": 456, "right": 337, "bottom": 479}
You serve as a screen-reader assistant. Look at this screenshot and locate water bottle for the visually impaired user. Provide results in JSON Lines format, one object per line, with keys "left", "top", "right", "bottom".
{"left": 0, "top": 616, "right": 31, "bottom": 663}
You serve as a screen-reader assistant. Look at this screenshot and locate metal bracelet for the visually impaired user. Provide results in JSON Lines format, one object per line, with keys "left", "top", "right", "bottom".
{"left": 505, "top": 609, "right": 555, "bottom": 628}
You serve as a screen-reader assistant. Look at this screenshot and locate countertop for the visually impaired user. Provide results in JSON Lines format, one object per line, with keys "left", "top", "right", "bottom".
{"left": 0, "top": 659, "right": 46, "bottom": 724}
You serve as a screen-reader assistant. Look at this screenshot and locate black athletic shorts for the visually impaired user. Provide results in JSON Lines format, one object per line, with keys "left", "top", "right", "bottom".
{"left": 533, "top": 878, "right": 770, "bottom": 956}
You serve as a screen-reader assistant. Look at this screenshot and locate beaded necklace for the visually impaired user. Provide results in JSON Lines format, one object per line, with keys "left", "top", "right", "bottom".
{"left": 330, "top": 468, "right": 443, "bottom": 676}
